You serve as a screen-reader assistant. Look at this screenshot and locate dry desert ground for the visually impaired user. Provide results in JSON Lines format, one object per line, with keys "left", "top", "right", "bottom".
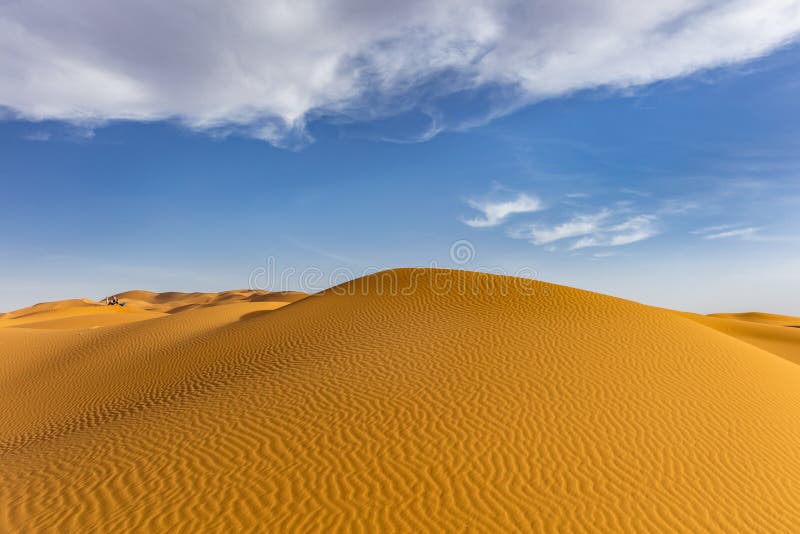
{"left": 2, "top": 268, "right": 800, "bottom": 531}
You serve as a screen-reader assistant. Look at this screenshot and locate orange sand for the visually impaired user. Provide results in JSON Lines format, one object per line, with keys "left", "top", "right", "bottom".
{"left": 2, "top": 269, "right": 800, "bottom": 531}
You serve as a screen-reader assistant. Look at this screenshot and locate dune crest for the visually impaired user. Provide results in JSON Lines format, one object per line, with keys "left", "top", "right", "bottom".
{"left": 2, "top": 268, "right": 800, "bottom": 532}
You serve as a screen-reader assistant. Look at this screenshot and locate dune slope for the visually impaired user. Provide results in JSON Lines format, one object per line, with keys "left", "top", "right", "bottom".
{"left": 686, "top": 312, "right": 800, "bottom": 365}
{"left": 2, "top": 269, "right": 800, "bottom": 532}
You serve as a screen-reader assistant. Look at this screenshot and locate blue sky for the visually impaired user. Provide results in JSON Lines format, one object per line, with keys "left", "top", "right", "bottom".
{"left": 1, "top": 2, "right": 800, "bottom": 313}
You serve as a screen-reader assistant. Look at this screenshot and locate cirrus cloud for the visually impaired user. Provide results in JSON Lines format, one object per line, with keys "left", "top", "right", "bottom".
{"left": 570, "top": 215, "right": 658, "bottom": 249}
{"left": 463, "top": 193, "right": 543, "bottom": 228}
{"left": 701, "top": 226, "right": 760, "bottom": 239}
{"left": 508, "top": 210, "right": 658, "bottom": 249}
{"left": 512, "top": 210, "right": 612, "bottom": 244}
{"left": 1, "top": 0, "right": 799, "bottom": 145}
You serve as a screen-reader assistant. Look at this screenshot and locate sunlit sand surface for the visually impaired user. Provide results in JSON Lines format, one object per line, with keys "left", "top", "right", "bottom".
{"left": 2, "top": 269, "right": 800, "bottom": 531}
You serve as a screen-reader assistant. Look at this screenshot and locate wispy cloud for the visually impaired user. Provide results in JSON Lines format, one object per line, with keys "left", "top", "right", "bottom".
{"left": 592, "top": 251, "right": 617, "bottom": 258}
{"left": 691, "top": 223, "right": 765, "bottom": 240}
{"left": 508, "top": 209, "right": 658, "bottom": 250}
{"left": 691, "top": 224, "right": 798, "bottom": 242}
{"left": 1, "top": 1, "right": 798, "bottom": 146}
{"left": 510, "top": 210, "right": 611, "bottom": 244}
{"left": 571, "top": 215, "right": 657, "bottom": 249}
{"left": 692, "top": 223, "right": 742, "bottom": 235}
{"left": 22, "top": 130, "right": 51, "bottom": 141}
{"left": 463, "top": 193, "right": 543, "bottom": 228}
{"left": 658, "top": 199, "right": 699, "bottom": 215}
{"left": 703, "top": 227, "right": 760, "bottom": 240}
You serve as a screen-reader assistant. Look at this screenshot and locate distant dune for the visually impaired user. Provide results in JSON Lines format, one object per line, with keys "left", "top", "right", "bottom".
{"left": 685, "top": 312, "right": 800, "bottom": 365}
{"left": 0, "top": 289, "right": 307, "bottom": 330}
{"left": 115, "top": 288, "right": 308, "bottom": 314}
{"left": 2, "top": 269, "right": 800, "bottom": 531}
{"left": 708, "top": 311, "right": 800, "bottom": 327}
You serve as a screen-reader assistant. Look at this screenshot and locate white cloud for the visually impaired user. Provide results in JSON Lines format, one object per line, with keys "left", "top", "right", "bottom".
{"left": 703, "top": 226, "right": 760, "bottom": 239}
{"left": 463, "top": 193, "right": 543, "bottom": 228}
{"left": 691, "top": 223, "right": 768, "bottom": 240}
{"left": 571, "top": 215, "right": 658, "bottom": 248}
{"left": 692, "top": 223, "right": 742, "bottom": 235}
{"left": 512, "top": 210, "right": 611, "bottom": 244}
{"left": 509, "top": 210, "right": 657, "bottom": 249}
{"left": 1, "top": 0, "right": 799, "bottom": 145}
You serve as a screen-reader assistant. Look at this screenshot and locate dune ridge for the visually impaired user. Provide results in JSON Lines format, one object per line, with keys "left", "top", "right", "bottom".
{"left": 2, "top": 268, "right": 800, "bottom": 532}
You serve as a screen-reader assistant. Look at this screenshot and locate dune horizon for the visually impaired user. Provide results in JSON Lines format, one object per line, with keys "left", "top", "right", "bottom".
{"left": 4, "top": 269, "right": 795, "bottom": 319}
{"left": 3, "top": 268, "right": 800, "bottom": 531}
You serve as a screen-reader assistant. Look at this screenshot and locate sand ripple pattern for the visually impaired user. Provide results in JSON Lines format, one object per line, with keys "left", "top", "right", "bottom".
{"left": 2, "top": 269, "right": 800, "bottom": 532}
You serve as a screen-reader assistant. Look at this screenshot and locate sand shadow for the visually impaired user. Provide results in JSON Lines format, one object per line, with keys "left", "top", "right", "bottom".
{"left": 238, "top": 310, "right": 277, "bottom": 322}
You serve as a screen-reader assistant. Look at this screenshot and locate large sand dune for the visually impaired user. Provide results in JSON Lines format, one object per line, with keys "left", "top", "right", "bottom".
{"left": 2, "top": 269, "right": 800, "bottom": 531}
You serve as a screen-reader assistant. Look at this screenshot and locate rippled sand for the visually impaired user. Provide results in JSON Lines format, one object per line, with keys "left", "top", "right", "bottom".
{"left": 2, "top": 269, "right": 800, "bottom": 532}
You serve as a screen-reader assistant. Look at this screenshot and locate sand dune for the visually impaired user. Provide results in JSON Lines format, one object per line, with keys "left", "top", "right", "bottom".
{"left": 708, "top": 311, "right": 800, "bottom": 328}
{"left": 2, "top": 269, "right": 800, "bottom": 531}
{"left": 686, "top": 312, "right": 800, "bottom": 365}
{"left": 0, "top": 289, "right": 306, "bottom": 330}
{"left": 1, "top": 297, "right": 100, "bottom": 319}
{"left": 116, "top": 288, "right": 308, "bottom": 314}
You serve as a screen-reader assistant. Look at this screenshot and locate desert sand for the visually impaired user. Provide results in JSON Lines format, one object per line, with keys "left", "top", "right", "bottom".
{"left": 2, "top": 268, "right": 800, "bottom": 532}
